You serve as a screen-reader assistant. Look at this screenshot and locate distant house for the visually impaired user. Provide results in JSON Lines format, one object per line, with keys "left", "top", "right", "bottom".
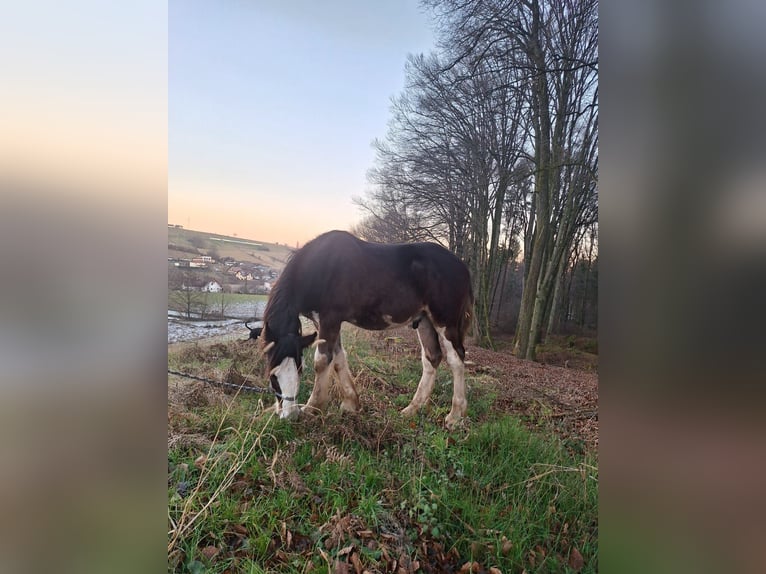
{"left": 202, "top": 280, "right": 223, "bottom": 293}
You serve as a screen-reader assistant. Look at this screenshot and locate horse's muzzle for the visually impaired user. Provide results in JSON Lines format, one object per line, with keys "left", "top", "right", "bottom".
{"left": 279, "top": 403, "right": 301, "bottom": 420}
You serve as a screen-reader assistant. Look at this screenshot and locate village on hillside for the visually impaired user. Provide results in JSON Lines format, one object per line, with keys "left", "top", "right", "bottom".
{"left": 168, "top": 255, "right": 279, "bottom": 294}
{"left": 167, "top": 225, "right": 287, "bottom": 295}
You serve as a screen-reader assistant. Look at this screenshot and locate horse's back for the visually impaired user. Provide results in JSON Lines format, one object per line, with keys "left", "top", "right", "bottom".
{"left": 314, "top": 231, "right": 472, "bottom": 297}
{"left": 290, "top": 231, "right": 472, "bottom": 325}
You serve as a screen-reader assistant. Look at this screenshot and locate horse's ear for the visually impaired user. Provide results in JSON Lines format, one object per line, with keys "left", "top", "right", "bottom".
{"left": 300, "top": 332, "right": 318, "bottom": 349}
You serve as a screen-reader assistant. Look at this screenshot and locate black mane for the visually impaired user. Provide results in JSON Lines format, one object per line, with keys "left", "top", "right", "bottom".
{"left": 262, "top": 261, "right": 305, "bottom": 370}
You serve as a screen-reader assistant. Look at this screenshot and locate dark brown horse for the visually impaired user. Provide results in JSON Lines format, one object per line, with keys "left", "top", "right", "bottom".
{"left": 261, "top": 230, "right": 473, "bottom": 427}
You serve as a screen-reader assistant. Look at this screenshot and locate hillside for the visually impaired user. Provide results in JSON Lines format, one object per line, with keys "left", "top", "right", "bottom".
{"left": 168, "top": 326, "right": 598, "bottom": 572}
{"left": 167, "top": 226, "right": 295, "bottom": 271}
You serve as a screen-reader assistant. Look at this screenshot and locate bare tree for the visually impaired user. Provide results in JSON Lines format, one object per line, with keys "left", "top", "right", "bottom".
{"left": 359, "top": 0, "right": 598, "bottom": 352}
{"left": 215, "top": 268, "right": 231, "bottom": 318}
{"left": 425, "top": 0, "right": 598, "bottom": 358}
{"left": 169, "top": 269, "right": 207, "bottom": 319}
{"left": 358, "top": 48, "right": 528, "bottom": 345}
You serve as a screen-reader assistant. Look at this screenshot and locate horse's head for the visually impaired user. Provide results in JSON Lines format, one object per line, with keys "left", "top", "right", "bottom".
{"left": 262, "top": 326, "right": 317, "bottom": 420}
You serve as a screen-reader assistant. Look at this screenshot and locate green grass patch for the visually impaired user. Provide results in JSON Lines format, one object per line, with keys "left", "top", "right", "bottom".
{"left": 168, "top": 291, "right": 268, "bottom": 312}
{"left": 168, "top": 330, "right": 597, "bottom": 573}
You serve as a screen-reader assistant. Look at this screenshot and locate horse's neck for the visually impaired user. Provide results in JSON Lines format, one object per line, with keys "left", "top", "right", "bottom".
{"left": 272, "top": 302, "right": 300, "bottom": 336}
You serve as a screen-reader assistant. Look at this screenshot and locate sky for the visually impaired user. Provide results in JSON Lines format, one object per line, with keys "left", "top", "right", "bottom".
{"left": 169, "top": 0, "right": 436, "bottom": 246}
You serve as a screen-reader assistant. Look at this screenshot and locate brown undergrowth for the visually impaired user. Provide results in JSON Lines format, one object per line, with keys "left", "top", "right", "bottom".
{"left": 168, "top": 327, "right": 598, "bottom": 573}
{"left": 351, "top": 326, "right": 599, "bottom": 452}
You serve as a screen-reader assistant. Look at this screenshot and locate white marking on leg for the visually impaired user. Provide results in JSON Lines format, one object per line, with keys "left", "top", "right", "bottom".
{"left": 304, "top": 346, "right": 332, "bottom": 414}
{"left": 274, "top": 357, "right": 301, "bottom": 420}
{"left": 436, "top": 327, "right": 467, "bottom": 427}
{"left": 402, "top": 331, "right": 438, "bottom": 416}
{"left": 333, "top": 346, "right": 360, "bottom": 412}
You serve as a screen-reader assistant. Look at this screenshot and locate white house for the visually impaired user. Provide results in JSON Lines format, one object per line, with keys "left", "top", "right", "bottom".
{"left": 202, "top": 280, "right": 223, "bottom": 293}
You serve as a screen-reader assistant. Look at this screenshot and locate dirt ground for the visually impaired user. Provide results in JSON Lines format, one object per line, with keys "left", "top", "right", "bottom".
{"left": 465, "top": 343, "right": 598, "bottom": 451}
{"left": 369, "top": 327, "right": 599, "bottom": 452}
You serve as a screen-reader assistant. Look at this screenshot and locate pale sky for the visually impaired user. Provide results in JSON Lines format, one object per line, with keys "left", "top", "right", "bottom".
{"left": 169, "top": 0, "right": 436, "bottom": 246}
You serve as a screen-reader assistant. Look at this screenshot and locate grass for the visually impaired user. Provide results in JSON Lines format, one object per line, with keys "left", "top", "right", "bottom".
{"left": 168, "top": 328, "right": 597, "bottom": 573}
{"left": 168, "top": 292, "right": 268, "bottom": 318}
{"left": 535, "top": 335, "right": 598, "bottom": 372}
{"left": 168, "top": 292, "right": 268, "bottom": 305}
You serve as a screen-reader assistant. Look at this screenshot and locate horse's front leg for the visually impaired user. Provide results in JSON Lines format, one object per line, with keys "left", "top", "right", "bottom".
{"left": 333, "top": 342, "right": 360, "bottom": 413}
{"left": 304, "top": 334, "right": 335, "bottom": 415}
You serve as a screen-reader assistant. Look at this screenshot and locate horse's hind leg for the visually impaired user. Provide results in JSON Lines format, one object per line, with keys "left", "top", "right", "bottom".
{"left": 402, "top": 317, "right": 442, "bottom": 417}
{"left": 437, "top": 326, "right": 467, "bottom": 427}
{"left": 333, "top": 341, "right": 360, "bottom": 413}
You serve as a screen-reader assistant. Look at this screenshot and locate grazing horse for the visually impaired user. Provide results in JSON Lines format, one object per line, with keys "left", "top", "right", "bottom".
{"left": 261, "top": 230, "right": 474, "bottom": 427}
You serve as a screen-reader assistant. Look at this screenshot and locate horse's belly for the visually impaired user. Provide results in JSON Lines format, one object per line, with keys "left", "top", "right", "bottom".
{"left": 349, "top": 312, "right": 415, "bottom": 331}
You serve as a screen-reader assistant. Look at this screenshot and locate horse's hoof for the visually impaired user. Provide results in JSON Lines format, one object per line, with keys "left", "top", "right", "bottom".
{"left": 444, "top": 413, "right": 463, "bottom": 428}
{"left": 401, "top": 405, "right": 418, "bottom": 417}
{"left": 340, "top": 400, "right": 361, "bottom": 413}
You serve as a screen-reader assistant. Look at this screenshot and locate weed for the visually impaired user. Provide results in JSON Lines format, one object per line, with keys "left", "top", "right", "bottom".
{"left": 168, "top": 328, "right": 598, "bottom": 573}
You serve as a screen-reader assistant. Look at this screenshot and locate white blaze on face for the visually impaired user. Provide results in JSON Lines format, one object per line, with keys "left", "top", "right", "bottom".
{"left": 274, "top": 357, "right": 301, "bottom": 420}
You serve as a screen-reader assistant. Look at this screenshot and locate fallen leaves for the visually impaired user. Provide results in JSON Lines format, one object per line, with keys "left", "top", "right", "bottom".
{"left": 568, "top": 547, "right": 585, "bottom": 571}
{"left": 500, "top": 536, "right": 513, "bottom": 555}
{"left": 349, "top": 550, "right": 363, "bottom": 574}
{"left": 465, "top": 342, "right": 598, "bottom": 450}
{"left": 169, "top": 331, "right": 597, "bottom": 574}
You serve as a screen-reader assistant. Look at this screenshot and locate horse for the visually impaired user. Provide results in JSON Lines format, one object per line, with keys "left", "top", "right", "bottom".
{"left": 261, "top": 230, "right": 474, "bottom": 427}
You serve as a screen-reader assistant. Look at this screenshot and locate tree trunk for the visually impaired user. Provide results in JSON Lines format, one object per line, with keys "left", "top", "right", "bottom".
{"left": 514, "top": 0, "right": 551, "bottom": 359}
{"left": 514, "top": 179, "right": 549, "bottom": 358}
{"left": 544, "top": 252, "right": 567, "bottom": 340}
{"left": 525, "top": 176, "right": 579, "bottom": 359}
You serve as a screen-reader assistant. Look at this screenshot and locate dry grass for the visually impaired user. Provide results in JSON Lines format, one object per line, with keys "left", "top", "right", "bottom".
{"left": 167, "top": 326, "right": 599, "bottom": 573}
